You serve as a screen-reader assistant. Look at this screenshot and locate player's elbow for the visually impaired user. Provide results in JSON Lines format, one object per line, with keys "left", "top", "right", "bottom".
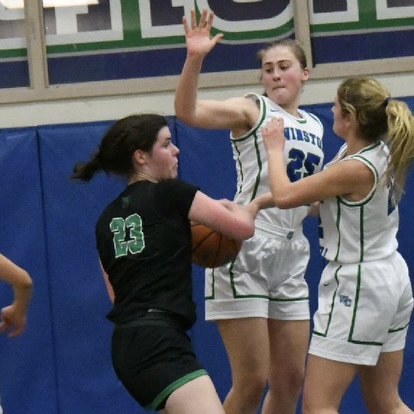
{"left": 175, "top": 112, "right": 199, "bottom": 128}
{"left": 16, "top": 270, "right": 33, "bottom": 290}
{"left": 174, "top": 103, "right": 207, "bottom": 128}
{"left": 174, "top": 102, "right": 194, "bottom": 125}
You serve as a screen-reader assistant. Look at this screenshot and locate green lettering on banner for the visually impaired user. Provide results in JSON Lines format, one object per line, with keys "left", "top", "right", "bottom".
{"left": 0, "top": 0, "right": 413, "bottom": 59}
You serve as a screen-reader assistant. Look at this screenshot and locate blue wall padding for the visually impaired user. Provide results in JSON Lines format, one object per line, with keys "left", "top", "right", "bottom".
{"left": 174, "top": 119, "right": 237, "bottom": 198}
{"left": 37, "top": 122, "right": 142, "bottom": 414}
{"left": 173, "top": 119, "right": 237, "bottom": 400}
{"left": 0, "top": 129, "right": 57, "bottom": 414}
{"left": 0, "top": 101, "right": 412, "bottom": 413}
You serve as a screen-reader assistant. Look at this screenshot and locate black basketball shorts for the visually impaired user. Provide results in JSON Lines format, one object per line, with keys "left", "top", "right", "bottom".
{"left": 111, "top": 315, "right": 207, "bottom": 411}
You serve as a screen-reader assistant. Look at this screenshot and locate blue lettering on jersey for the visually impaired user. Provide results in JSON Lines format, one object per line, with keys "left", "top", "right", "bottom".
{"left": 318, "top": 214, "right": 324, "bottom": 239}
{"left": 285, "top": 127, "right": 323, "bottom": 149}
{"left": 339, "top": 294, "right": 352, "bottom": 307}
{"left": 387, "top": 179, "right": 397, "bottom": 216}
{"left": 287, "top": 148, "right": 322, "bottom": 181}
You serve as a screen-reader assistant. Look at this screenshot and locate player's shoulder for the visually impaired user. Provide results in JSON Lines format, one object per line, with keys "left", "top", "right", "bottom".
{"left": 299, "top": 108, "right": 322, "bottom": 123}
{"left": 244, "top": 93, "right": 273, "bottom": 110}
{"left": 297, "top": 109, "right": 324, "bottom": 135}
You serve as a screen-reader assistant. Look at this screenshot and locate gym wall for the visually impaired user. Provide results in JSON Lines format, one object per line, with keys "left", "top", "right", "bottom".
{"left": 0, "top": 100, "right": 412, "bottom": 414}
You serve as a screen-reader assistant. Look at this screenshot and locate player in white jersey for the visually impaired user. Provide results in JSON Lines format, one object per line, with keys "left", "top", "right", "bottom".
{"left": 175, "top": 9, "right": 324, "bottom": 414}
{"left": 261, "top": 76, "right": 414, "bottom": 414}
{"left": 319, "top": 142, "right": 398, "bottom": 264}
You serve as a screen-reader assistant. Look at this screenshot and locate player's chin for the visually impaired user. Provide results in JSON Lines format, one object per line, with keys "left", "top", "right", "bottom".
{"left": 170, "top": 167, "right": 178, "bottom": 179}
{"left": 271, "top": 89, "right": 293, "bottom": 103}
{"left": 272, "top": 93, "right": 290, "bottom": 106}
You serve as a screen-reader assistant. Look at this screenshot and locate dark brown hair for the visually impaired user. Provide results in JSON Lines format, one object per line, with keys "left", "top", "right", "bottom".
{"left": 72, "top": 114, "right": 168, "bottom": 181}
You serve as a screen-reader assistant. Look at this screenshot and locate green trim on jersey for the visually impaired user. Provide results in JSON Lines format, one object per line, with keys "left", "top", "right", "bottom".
{"left": 334, "top": 199, "right": 341, "bottom": 262}
{"left": 348, "top": 266, "right": 382, "bottom": 346}
{"left": 148, "top": 369, "right": 208, "bottom": 410}
{"left": 231, "top": 95, "right": 267, "bottom": 202}
{"left": 333, "top": 144, "right": 383, "bottom": 261}
{"left": 251, "top": 130, "right": 263, "bottom": 201}
{"left": 313, "top": 265, "right": 342, "bottom": 337}
{"left": 314, "top": 264, "right": 386, "bottom": 346}
{"left": 308, "top": 112, "right": 324, "bottom": 130}
{"left": 388, "top": 322, "right": 411, "bottom": 333}
{"left": 359, "top": 206, "right": 364, "bottom": 262}
{"left": 205, "top": 261, "right": 309, "bottom": 302}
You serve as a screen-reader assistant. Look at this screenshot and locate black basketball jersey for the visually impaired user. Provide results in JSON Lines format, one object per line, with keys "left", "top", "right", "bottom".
{"left": 96, "top": 179, "right": 199, "bottom": 328}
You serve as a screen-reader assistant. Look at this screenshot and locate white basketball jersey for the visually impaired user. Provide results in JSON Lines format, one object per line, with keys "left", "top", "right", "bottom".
{"left": 319, "top": 141, "right": 399, "bottom": 263}
{"left": 231, "top": 93, "right": 324, "bottom": 230}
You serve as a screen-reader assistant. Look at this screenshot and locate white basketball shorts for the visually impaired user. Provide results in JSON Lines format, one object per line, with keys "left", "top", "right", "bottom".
{"left": 309, "top": 251, "right": 413, "bottom": 365}
{"left": 205, "top": 222, "right": 311, "bottom": 321}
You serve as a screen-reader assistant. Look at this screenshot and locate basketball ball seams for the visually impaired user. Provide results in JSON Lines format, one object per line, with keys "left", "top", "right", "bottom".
{"left": 191, "top": 228, "right": 216, "bottom": 252}
{"left": 191, "top": 222, "right": 214, "bottom": 252}
{"left": 191, "top": 221, "right": 241, "bottom": 268}
{"left": 212, "top": 232, "right": 223, "bottom": 267}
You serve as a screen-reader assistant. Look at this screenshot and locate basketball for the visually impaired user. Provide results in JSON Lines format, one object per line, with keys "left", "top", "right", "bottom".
{"left": 191, "top": 221, "right": 242, "bottom": 268}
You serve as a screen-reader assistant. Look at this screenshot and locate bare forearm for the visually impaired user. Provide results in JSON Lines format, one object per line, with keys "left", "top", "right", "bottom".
{"left": 220, "top": 199, "right": 255, "bottom": 225}
{"left": 250, "top": 192, "right": 275, "bottom": 210}
{"left": 175, "top": 56, "right": 204, "bottom": 123}
{"left": 267, "top": 149, "right": 291, "bottom": 205}
{"left": 12, "top": 278, "right": 33, "bottom": 313}
{"left": 0, "top": 255, "right": 33, "bottom": 312}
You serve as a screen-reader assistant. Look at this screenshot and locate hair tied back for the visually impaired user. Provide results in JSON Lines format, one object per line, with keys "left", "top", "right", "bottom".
{"left": 384, "top": 96, "right": 391, "bottom": 106}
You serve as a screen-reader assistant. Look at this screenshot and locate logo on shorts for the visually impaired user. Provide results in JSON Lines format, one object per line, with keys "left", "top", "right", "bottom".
{"left": 339, "top": 294, "right": 352, "bottom": 307}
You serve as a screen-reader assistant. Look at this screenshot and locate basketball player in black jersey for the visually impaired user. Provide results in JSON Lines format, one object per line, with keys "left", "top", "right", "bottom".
{"left": 72, "top": 113, "right": 261, "bottom": 413}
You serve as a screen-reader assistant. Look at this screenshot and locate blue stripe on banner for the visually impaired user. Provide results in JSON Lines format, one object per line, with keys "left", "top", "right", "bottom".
{"left": 0, "top": 60, "right": 29, "bottom": 89}
{"left": 0, "top": 29, "right": 413, "bottom": 88}
{"left": 46, "top": 42, "right": 262, "bottom": 84}
{"left": 312, "top": 29, "right": 414, "bottom": 64}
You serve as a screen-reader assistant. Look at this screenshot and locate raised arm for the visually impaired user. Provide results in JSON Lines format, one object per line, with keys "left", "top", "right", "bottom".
{"left": 175, "top": 9, "right": 257, "bottom": 132}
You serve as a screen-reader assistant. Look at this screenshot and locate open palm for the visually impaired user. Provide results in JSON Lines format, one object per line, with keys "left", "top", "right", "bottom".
{"left": 183, "top": 9, "right": 223, "bottom": 56}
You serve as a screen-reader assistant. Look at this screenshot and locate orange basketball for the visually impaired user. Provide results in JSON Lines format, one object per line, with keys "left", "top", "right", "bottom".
{"left": 191, "top": 221, "right": 242, "bottom": 268}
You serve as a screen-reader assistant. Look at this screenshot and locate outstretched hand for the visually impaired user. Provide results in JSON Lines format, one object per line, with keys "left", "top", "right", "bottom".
{"left": 183, "top": 9, "right": 223, "bottom": 57}
{"left": 0, "top": 304, "right": 27, "bottom": 337}
{"left": 261, "top": 118, "right": 286, "bottom": 153}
